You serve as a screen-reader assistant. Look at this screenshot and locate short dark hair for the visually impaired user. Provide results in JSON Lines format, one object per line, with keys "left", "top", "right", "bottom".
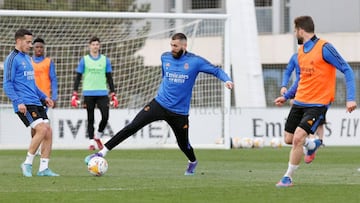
{"left": 171, "top": 33, "right": 187, "bottom": 41}
{"left": 15, "top": 29, "right": 32, "bottom": 40}
{"left": 33, "top": 37, "right": 45, "bottom": 44}
{"left": 294, "top": 16, "right": 315, "bottom": 33}
{"left": 89, "top": 36, "right": 100, "bottom": 44}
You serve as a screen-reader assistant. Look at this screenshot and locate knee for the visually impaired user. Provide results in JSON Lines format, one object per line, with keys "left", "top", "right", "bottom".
{"left": 292, "top": 134, "right": 304, "bottom": 147}
{"left": 284, "top": 137, "right": 292, "bottom": 145}
{"left": 284, "top": 132, "right": 293, "bottom": 145}
{"left": 37, "top": 123, "right": 52, "bottom": 136}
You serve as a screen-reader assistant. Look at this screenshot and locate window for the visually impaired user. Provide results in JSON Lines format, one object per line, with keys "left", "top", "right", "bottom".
{"left": 255, "top": 0, "right": 272, "bottom": 7}
{"left": 191, "top": 0, "right": 221, "bottom": 9}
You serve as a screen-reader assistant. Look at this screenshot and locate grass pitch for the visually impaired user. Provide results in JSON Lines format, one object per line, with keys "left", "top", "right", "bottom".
{"left": 1, "top": 147, "right": 360, "bottom": 203}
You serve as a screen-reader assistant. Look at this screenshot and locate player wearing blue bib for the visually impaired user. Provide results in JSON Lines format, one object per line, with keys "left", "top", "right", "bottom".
{"left": 85, "top": 33, "right": 233, "bottom": 175}
{"left": 3, "top": 29, "right": 59, "bottom": 177}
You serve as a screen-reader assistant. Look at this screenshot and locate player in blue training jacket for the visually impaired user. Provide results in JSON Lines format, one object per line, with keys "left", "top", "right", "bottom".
{"left": 3, "top": 29, "right": 59, "bottom": 177}
{"left": 280, "top": 53, "right": 325, "bottom": 155}
{"left": 85, "top": 32, "right": 233, "bottom": 175}
{"left": 280, "top": 53, "right": 299, "bottom": 97}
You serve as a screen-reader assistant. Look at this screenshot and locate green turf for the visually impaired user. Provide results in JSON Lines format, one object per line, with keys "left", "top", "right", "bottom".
{"left": 1, "top": 147, "right": 360, "bottom": 203}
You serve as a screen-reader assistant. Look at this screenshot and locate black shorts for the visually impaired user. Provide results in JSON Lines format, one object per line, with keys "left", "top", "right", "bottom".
{"left": 285, "top": 104, "right": 327, "bottom": 134}
{"left": 84, "top": 96, "right": 109, "bottom": 109}
{"left": 17, "top": 105, "right": 49, "bottom": 128}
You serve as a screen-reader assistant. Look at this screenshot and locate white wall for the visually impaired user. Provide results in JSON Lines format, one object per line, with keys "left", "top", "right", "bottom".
{"left": 1, "top": 107, "right": 359, "bottom": 149}
{"left": 259, "top": 32, "right": 360, "bottom": 64}
{"left": 138, "top": 32, "right": 360, "bottom": 66}
{"left": 290, "top": 0, "right": 360, "bottom": 33}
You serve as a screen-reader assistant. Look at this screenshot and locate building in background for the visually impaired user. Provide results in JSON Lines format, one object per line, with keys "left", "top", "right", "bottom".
{"left": 135, "top": 0, "right": 360, "bottom": 106}
{"left": 1, "top": 0, "right": 360, "bottom": 106}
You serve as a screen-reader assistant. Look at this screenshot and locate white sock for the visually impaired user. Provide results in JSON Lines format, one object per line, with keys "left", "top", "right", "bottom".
{"left": 284, "top": 162, "right": 299, "bottom": 178}
{"left": 89, "top": 139, "right": 95, "bottom": 145}
{"left": 303, "top": 146, "right": 308, "bottom": 155}
{"left": 304, "top": 138, "right": 315, "bottom": 150}
{"left": 24, "top": 152, "right": 35, "bottom": 165}
{"left": 99, "top": 146, "right": 109, "bottom": 157}
{"left": 95, "top": 131, "right": 103, "bottom": 139}
{"left": 39, "top": 158, "right": 49, "bottom": 172}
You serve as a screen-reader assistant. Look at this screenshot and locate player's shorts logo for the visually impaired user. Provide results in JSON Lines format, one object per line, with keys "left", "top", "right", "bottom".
{"left": 32, "top": 111, "right": 37, "bottom": 117}
{"left": 144, "top": 106, "right": 150, "bottom": 111}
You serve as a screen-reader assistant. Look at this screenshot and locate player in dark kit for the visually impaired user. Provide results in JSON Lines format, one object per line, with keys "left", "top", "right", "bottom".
{"left": 85, "top": 33, "right": 233, "bottom": 175}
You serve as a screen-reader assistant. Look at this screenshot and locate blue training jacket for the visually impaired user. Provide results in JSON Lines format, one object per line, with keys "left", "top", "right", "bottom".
{"left": 3, "top": 49, "right": 47, "bottom": 112}
{"left": 284, "top": 37, "right": 356, "bottom": 105}
{"left": 155, "top": 51, "right": 232, "bottom": 115}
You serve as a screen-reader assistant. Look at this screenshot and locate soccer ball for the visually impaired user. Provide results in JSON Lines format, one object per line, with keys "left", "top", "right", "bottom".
{"left": 270, "top": 138, "right": 282, "bottom": 148}
{"left": 215, "top": 137, "right": 224, "bottom": 144}
{"left": 240, "top": 137, "right": 253, "bottom": 149}
{"left": 87, "top": 156, "right": 108, "bottom": 176}
{"left": 231, "top": 136, "right": 242, "bottom": 149}
{"left": 253, "top": 137, "right": 265, "bottom": 148}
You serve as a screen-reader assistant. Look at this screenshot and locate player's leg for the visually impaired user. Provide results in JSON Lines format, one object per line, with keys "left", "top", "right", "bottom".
{"left": 315, "top": 124, "right": 324, "bottom": 140}
{"left": 314, "top": 109, "right": 327, "bottom": 147}
{"left": 36, "top": 123, "right": 59, "bottom": 176}
{"left": 85, "top": 99, "right": 164, "bottom": 164}
{"left": 301, "top": 107, "right": 326, "bottom": 164}
{"left": 94, "top": 96, "right": 110, "bottom": 149}
{"left": 17, "top": 107, "right": 41, "bottom": 177}
{"left": 32, "top": 100, "right": 47, "bottom": 155}
{"left": 17, "top": 105, "right": 52, "bottom": 177}
{"left": 314, "top": 107, "right": 327, "bottom": 146}
{"left": 31, "top": 128, "right": 42, "bottom": 156}
{"left": 84, "top": 96, "right": 97, "bottom": 150}
{"left": 166, "top": 113, "right": 197, "bottom": 175}
{"left": 315, "top": 124, "right": 325, "bottom": 146}
{"left": 96, "top": 96, "right": 110, "bottom": 132}
{"left": 31, "top": 106, "right": 59, "bottom": 176}
{"left": 104, "top": 99, "right": 163, "bottom": 150}
{"left": 283, "top": 106, "right": 303, "bottom": 145}
{"left": 290, "top": 127, "right": 308, "bottom": 165}
{"left": 276, "top": 105, "right": 303, "bottom": 187}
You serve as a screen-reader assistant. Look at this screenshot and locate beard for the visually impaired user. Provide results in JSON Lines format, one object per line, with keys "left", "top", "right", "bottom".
{"left": 297, "top": 37, "right": 304, "bottom": 45}
{"left": 172, "top": 49, "right": 184, "bottom": 59}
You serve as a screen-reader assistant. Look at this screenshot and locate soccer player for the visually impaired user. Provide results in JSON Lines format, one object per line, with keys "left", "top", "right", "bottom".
{"left": 280, "top": 53, "right": 326, "bottom": 151}
{"left": 31, "top": 37, "right": 58, "bottom": 145}
{"left": 3, "top": 29, "right": 59, "bottom": 177}
{"left": 31, "top": 37, "right": 58, "bottom": 106}
{"left": 85, "top": 33, "right": 233, "bottom": 175}
{"left": 71, "top": 36, "right": 118, "bottom": 150}
{"left": 274, "top": 16, "right": 356, "bottom": 187}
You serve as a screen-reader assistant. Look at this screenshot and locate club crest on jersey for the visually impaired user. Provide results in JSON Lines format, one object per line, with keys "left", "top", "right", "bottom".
{"left": 165, "top": 63, "right": 170, "bottom": 69}
{"left": 22, "top": 61, "right": 26, "bottom": 69}
{"left": 184, "top": 63, "right": 189, "bottom": 70}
